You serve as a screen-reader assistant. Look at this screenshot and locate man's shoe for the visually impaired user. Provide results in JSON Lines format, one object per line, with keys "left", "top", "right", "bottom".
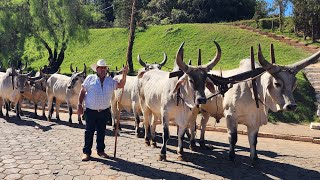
{"left": 82, "top": 154, "right": 90, "bottom": 161}
{"left": 97, "top": 152, "right": 109, "bottom": 158}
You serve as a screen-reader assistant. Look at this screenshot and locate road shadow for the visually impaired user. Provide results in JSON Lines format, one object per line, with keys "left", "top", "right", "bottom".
{"left": 112, "top": 123, "right": 320, "bottom": 179}
{"left": 2, "top": 115, "right": 55, "bottom": 132}
{"left": 88, "top": 156, "right": 199, "bottom": 179}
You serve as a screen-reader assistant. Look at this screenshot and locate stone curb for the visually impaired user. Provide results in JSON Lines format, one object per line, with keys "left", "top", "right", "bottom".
{"left": 20, "top": 105, "right": 319, "bottom": 144}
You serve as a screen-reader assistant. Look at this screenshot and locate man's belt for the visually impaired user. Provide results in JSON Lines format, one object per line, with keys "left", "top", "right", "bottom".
{"left": 86, "top": 108, "right": 109, "bottom": 112}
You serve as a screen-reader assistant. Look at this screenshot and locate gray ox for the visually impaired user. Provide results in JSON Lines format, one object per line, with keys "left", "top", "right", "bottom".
{"left": 46, "top": 64, "right": 86, "bottom": 124}
{"left": 111, "top": 53, "right": 167, "bottom": 136}
{"left": 0, "top": 68, "right": 32, "bottom": 119}
{"left": 138, "top": 42, "right": 221, "bottom": 161}
{"left": 198, "top": 46, "right": 320, "bottom": 162}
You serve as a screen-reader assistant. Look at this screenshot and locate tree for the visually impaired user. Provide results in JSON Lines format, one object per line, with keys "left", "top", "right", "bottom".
{"left": 272, "top": 0, "right": 289, "bottom": 33}
{"left": 26, "top": 0, "right": 92, "bottom": 73}
{"left": 113, "top": 0, "right": 132, "bottom": 27}
{"left": 83, "top": 0, "right": 114, "bottom": 28}
{"left": 0, "top": 1, "right": 31, "bottom": 69}
{"left": 292, "top": 0, "right": 320, "bottom": 42}
{"left": 140, "top": 0, "right": 256, "bottom": 25}
{"left": 253, "top": 0, "right": 269, "bottom": 28}
{"left": 126, "top": 0, "right": 137, "bottom": 74}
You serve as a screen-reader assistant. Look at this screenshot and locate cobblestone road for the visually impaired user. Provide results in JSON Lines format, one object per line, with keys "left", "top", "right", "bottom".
{"left": 0, "top": 113, "right": 319, "bottom": 179}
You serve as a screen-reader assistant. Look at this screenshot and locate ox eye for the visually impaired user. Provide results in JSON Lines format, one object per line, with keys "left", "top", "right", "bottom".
{"left": 274, "top": 82, "right": 281, "bottom": 88}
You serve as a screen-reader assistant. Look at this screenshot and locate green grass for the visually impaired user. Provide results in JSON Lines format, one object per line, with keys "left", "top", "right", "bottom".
{"left": 25, "top": 23, "right": 318, "bottom": 123}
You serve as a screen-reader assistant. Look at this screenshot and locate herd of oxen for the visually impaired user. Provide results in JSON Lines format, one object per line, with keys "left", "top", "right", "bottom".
{"left": 0, "top": 42, "right": 320, "bottom": 163}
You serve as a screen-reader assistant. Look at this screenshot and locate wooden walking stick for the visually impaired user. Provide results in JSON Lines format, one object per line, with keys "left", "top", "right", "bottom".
{"left": 114, "top": 0, "right": 137, "bottom": 158}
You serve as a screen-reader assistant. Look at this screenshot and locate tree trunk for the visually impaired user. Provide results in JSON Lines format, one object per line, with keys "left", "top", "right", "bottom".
{"left": 126, "top": 0, "right": 137, "bottom": 74}
{"left": 279, "top": 5, "right": 284, "bottom": 33}
{"left": 304, "top": 24, "right": 307, "bottom": 40}
{"left": 43, "top": 44, "right": 67, "bottom": 74}
{"left": 311, "top": 17, "right": 316, "bottom": 43}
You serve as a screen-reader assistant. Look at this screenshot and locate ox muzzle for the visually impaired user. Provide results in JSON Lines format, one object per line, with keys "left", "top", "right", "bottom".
{"left": 283, "top": 103, "right": 297, "bottom": 111}
{"left": 196, "top": 97, "right": 207, "bottom": 105}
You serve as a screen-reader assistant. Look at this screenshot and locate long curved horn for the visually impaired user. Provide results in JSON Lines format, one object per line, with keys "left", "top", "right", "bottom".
{"left": 257, "top": 44, "right": 280, "bottom": 74}
{"left": 159, "top": 53, "right": 167, "bottom": 67}
{"left": 81, "top": 63, "right": 87, "bottom": 75}
{"left": 287, "top": 51, "right": 320, "bottom": 74}
{"left": 198, "top": 49, "right": 201, "bottom": 66}
{"left": 138, "top": 54, "right": 147, "bottom": 67}
{"left": 12, "top": 69, "right": 18, "bottom": 76}
{"left": 55, "top": 68, "right": 60, "bottom": 74}
{"left": 204, "top": 41, "right": 221, "bottom": 70}
{"left": 270, "top": 44, "right": 275, "bottom": 64}
{"left": 20, "top": 62, "right": 27, "bottom": 71}
{"left": 176, "top": 42, "right": 190, "bottom": 73}
{"left": 70, "top": 64, "right": 74, "bottom": 73}
{"left": 39, "top": 67, "right": 44, "bottom": 77}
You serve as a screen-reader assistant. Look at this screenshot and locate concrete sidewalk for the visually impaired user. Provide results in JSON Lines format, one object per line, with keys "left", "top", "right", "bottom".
{"left": 120, "top": 112, "right": 320, "bottom": 144}
{"left": 204, "top": 117, "right": 320, "bottom": 144}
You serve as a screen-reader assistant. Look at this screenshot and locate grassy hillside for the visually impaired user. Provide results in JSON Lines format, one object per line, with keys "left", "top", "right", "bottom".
{"left": 26, "top": 24, "right": 317, "bottom": 123}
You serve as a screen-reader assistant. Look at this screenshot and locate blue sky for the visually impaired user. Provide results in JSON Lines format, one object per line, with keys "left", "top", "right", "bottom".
{"left": 265, "top": 0, "right": 293, "bottom": 16}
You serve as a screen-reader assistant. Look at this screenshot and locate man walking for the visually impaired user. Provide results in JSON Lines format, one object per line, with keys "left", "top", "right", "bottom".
{"left": 78, "top": 59, "right": 128, "bottom": 161}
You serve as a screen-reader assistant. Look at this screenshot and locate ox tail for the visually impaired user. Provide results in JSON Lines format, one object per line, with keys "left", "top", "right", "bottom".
{"left": 50, "top": 97, "right": 56, "bottom": 115}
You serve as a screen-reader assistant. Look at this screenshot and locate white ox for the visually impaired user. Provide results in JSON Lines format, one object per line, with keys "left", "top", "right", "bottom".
{"left": 0, "top": 68, "right": 32, "bottom": 119}
{"left": 138, "top": 42, "right": 221, "bottom": 161}
{"left": 111, "top": 53, "right": 167, "bottom": 136}
{"left": 46, "top": 64, "right": 86, "bottom": 124}
{"left": 197, "top": 46, "right": 320, "bottom": 162}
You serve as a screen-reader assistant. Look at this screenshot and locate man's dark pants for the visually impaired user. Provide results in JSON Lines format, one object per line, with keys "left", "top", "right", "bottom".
{"left": 83, "top": 108, "right": 111, "bottom": 155}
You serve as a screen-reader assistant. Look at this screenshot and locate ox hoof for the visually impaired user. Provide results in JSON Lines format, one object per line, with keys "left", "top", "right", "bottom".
{"left": 151, "top": 142, "right": 157, "bottom": 148}
{"left": 229, "top": 153, "right": 236, "bottom": 162}
{"left": 78, "top": 121, "right": 83, "bottom": 125}
{"left": 135, "top": 133, "right": 139, "bottom": 138}
{"left": 199, "top": 142, "right": 214, "bottom": 150}
{"left": 250, "top": 158, "right": 259, "bottom": 167}
{"left": 158, "top": 154, "right": 166, "bottom": 161}
{"left": 33, "top": 114, "right": 39, "bottom": 119}
{"left": 145, "top": 140, "right": 150, "bottom": 147}
{"left": 189, "top": 144, "right": 197, "bottom": 151}
{"left": 177, "top": 154, "right": 185, "bottom": 161}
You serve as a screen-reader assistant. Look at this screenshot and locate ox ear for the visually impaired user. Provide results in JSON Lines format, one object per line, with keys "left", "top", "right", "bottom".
{"left": 137, "top": 69, "right": 147, "bottom": 79}
{"left": 205, "top": 78, "right": 216, "bottom": 93}
{"left": 66, "top": 80, "right": 72, "bottom": 89}
{"left": 173, "top": 75, "right": 187, "bottom": 93}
